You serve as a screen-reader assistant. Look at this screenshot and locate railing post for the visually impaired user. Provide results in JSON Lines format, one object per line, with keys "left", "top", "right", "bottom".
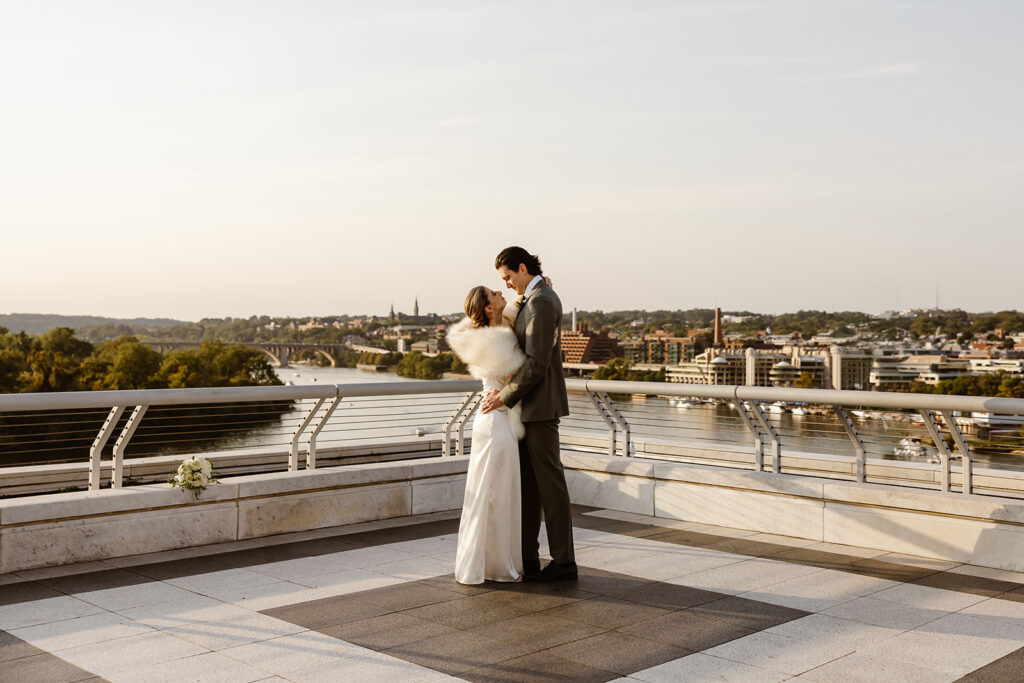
{"left": 307, "top": 396, "right": 341, "bottom": 470}
{"left": 835, "top": 406, "right": 866, "bottom": 482}
{"left": 940, "top": 410, "right": 973, "bottom": 495}
{"left": 921, "top": 410, "right": 952, "bottom": 493}
{"left": 597, "top": 392, "right": 631, "bottom": 457}
{"left": 585, "top": 390, "right": 617, "bottom": 457}
{"left": 455, "top": 395, "right": 483, "bottom": 457}
{"left": 442, "top": 392, "right": 479, "bottom": 457}
{"left": 111, "top": 405, "right": 147, "bottom": 488}
{"left": 732, "top": 399, "right": 764, "bottom": 471}
{"left": 290, "top": 398, "right": 326, "bottom": 472}
{"left": 747, "top": 401, "right": 780, "bottom": 473}
{"left": 89, "top": 406, "right": 126, "bottom": 491}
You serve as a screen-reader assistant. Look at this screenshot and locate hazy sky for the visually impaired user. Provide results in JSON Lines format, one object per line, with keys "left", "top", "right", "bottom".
{"left": 2, "top": 1, "right": 1021, "bottom": 320}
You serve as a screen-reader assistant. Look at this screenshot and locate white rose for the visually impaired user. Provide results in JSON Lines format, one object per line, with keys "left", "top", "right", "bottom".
{"left": 200, "top": 460, "right": 212, "bottom": 477}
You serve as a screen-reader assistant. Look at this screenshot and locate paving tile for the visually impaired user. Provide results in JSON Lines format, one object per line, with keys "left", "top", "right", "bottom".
{"left": 461, "top": 650, "right": 620, "bottom": 683}
{"left": 822, "top": 595, "right": 947, "bottom": 630}
{"left": 630, "top": 652, "right": 789, "bottom": 682}
{"left": 873, "top": 581, "right": 989, "bottom": 612}
{"left": 675, "top": 558, "right": 826, "bottom": 596}
{"left": 71, "top": 580, "right": 202, "bottom": 612}
{"left": 0, "top": 651, "right": 98, "bottom": 683}
{"left": 320, "top": 611, "right": 457, "bottom": 651}
{"left": 470, "top": 612, "right": 605, "bottom": 651}
{"left": 477, "top": 584, "right": 593, "bottom": 613}
{"left": 957, "top": 645, "right": 1024, "bottom": 682}
{"left": 704, "top": 537, "right": 790, "bottom": 558}
{"left": 415, "top": 573, "right": 495, "bottom": 596}
{"left": 769, "top": 547, "right": 865, "bottom": 571}
{"left": 960, "top": 596, "right": 1024, "bottom": 625}
{"left": 368, "top": 556, "right": 454, "bottom": 581}
{"left": 246, "top": 553, "right": 358, "bottom": 581}
{"left": 948, "top": 564, "right": 1024, "bottom": 584}
{"left": 262, "top": 594, "right": 393, "bottom": 630}
{"left": 163, "top": 611, "right": 306, "bottom": 650}
{"left": 574, "top": 567, "right": 654, "bottom": 597}
{"left": 164, "top": 568, "right": 283, "bottom": 597}
{"left": 0, "top": 595, "right": 107, "bottom": 630}
{"left": 209, "top": 579, "right": 334, "bottom": 611}
{"left": 116, "top": 594, "right": 252, "bottom": 628}
{"left": 293, "top": 567, "right": 406, "bottom": 595}
{"left": 798, "top": 651, "right": 958, "bottom": 682}
{"left": 704, "top": 629, "right": 858, "bottom": 676}
{"left": 285, "top": 649, "right": 448, "bottom": 683}
{"left": 762, "top": 613, "right": 901, "bottom": 649}
{"left": 13, "top": 561, "right": 114, "bottom": 582}
{"left": 0, "top": 581, "right": 63, "bottom": 606}
{"left": 10, "top": 611, "right": 154, "bottom": 651}
{"left": 131, "top": 554, "right": 251, "bottom": 581}
{"left": 402, "top": 594, "right": 528, "bottom": 630}
{"left": 543, "top": 595, "right": 671, "bottom": 630}
{"left": 105, "top": 651, "right": 270, "bottom": 683}
{"left": 39, "top": 568, "right": 150, "bottom": 595}
{"left": 544, "top": 630, "right": 691, "bottom": 675}
{"left": 53, "top": 630, "right": 208, "bottom": 677}
{"left": 739, "top": 569, "right": 897, "bottom": 612}
{"left": 872, "top": 552, "right": 961, "bottom": 572}
{"left": 609, "top": 578, "right": 723, "bottom": 610}
{"left": 383, "top": 629, "right": 533, "bottom": 675}
{"left": 219, "top": 630, "right": 366, "bottom": 676}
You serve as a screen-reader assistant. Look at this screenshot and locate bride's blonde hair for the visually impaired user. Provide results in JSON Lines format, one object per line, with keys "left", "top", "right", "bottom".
{"left": 464, "top": 286, "right": 490, "bottom": 328}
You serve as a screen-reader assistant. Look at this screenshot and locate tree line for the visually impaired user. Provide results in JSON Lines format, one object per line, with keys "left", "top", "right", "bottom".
{"left": 0, "top": 327, "right": 280, "bottom": 393}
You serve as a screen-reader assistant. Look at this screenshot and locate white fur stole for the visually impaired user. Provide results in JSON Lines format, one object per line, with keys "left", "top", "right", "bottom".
{"left": 446, "top": 318, "right": 526, "bottom": 438}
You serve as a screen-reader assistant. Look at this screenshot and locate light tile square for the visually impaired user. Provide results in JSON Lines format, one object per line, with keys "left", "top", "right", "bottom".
{"left": 631, "top": 652, "right": 789, "bottom": 682}
{"left": 10, "top": 611, "right": 154, "bottom": 651}
{"left": 164, "top": 612, "right": 307, "bottom": 650}
{"left": 0, "top": 595, "right": 106, "bottom": 630}
{"left": 54, "top": 630, "right": 208, "bottom": 676}
{"left": 798, "top": 651, "right": 958, "bottom": 683}
{"left": 221, "top": 630, "right": 367, "bottom": 676}
{"left": 104, "top": 651, "right": 270, "bottom": 683}
{"left": 872, "top": 582, "right": 988, "bottom": 612}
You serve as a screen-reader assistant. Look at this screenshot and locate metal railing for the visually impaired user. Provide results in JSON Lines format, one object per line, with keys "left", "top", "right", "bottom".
{"left": 2, "top": 379, "right": 1024, "bottom": 498}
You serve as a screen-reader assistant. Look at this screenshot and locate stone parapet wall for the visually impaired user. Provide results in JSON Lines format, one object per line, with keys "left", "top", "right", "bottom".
{"left": 563, "top": 451, "right": 1024, "bottom": 573}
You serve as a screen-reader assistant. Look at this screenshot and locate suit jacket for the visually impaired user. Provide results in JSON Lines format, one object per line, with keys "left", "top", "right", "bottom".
{"left": 498, "top": 281, "right": 570, "bottom": 422}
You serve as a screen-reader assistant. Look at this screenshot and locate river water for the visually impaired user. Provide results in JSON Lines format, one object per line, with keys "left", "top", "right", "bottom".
{"left": 267, "top": 365, "right": 1023, "bottom": 473}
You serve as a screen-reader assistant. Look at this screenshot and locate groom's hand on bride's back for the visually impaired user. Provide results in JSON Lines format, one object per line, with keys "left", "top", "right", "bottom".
{"left": 480, "top": 390, "right": 503, "bottom": 414}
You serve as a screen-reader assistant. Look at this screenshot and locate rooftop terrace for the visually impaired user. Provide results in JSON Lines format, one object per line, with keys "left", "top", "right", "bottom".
{"left": 3, "top": 505, "right": 1024, "bottom": 682}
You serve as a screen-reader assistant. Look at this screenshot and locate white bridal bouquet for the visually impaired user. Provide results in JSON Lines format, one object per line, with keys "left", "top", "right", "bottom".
{"left": 169, "top": 457, "right": 218, "bottom": 499}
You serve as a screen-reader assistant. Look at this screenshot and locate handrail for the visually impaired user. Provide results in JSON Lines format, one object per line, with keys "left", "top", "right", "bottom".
{"left": 567, "top": 379, "right": 1024, "bottom": 415}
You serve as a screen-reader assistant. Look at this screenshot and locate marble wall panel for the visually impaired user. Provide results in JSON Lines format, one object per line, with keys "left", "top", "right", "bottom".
{"left": 566, "top": 470, "right": 655, "bottom": 516}
{"left": 824, "top": 502, "right": 1024, "bottom": 572}
{"left": 0, "top": 503, "right": 237, "bottom": 573}
{"left": 654, "top": 480, "right": 824, "bottom": 540}
{"left": 412, "top": 475, "right": 467, "bottom": 515}
{"left": 237, "top": 482, "right": 411, "bottom": 539}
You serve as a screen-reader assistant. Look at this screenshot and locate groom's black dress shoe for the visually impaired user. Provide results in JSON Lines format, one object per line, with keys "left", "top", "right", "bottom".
{"left": 525, "top": 561, "right": 578, "bottom": 582}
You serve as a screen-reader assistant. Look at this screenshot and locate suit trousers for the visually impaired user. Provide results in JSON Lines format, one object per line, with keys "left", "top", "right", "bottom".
{"left": 519, "top": 419, "right": 575, "bottom": 568}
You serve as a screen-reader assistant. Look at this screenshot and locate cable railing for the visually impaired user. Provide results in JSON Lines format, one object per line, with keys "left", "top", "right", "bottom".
{"left": 2, "top": 379, "right": 1024, "bottom": 498}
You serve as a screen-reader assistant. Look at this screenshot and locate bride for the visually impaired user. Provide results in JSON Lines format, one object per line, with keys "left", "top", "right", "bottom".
{"left": 446, "top": 285, "right": 526, "bottom": 584}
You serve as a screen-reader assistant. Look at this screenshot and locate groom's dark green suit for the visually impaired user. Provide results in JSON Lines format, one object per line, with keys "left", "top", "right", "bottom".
{"left": 498, "top": 280, "right": 574, "bottom": 571}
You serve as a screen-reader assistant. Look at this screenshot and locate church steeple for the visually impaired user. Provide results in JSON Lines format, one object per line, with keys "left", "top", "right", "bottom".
{"left": 414, "top": 296, "right": 419, "bottom": 317}
{"left": 389, "top": 303, "right": 395, "bottom": 321}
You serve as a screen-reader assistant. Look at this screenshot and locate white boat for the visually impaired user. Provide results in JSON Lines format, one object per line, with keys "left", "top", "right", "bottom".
{"left": 675, "top": 400, "right": 694, "bottom": 409}
{"left": 894, "top": 437, "right": 927, "bottom": 457}
{"left": 790, "top": 405, "right": 808, "bottom": 416}
{"left": 765, "top": 402, "right": 788, "bottom": 414}
{"left": 850, "top": 410, "right": 869, "bottom": 419}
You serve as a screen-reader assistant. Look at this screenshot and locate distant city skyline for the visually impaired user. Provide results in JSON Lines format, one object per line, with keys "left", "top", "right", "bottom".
{"left": 2, "top": 1, "right": 1022, "bottom": 319}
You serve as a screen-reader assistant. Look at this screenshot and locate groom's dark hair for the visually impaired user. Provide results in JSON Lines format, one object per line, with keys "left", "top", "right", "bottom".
{"left": 495, "top": 246, "right": 542, "bottom": 276}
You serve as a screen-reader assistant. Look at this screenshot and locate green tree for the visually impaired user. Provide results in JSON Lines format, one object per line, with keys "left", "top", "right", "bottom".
{"left": 80, "top": 336, "right": 164, "bottom": 390}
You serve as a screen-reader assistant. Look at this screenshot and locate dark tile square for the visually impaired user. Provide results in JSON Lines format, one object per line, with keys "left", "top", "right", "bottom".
{"left": 262, "top": 594, "right": 391, "bottom": 630}
{"left": 469, "top": 612, "right": 605, "bottom": 651}
{"left": 0, "top": 652, "right": 96, "bottom": 683}
{"left": 461, "top": 650, "right": 619, "bottom": 683}
{"left": 349, "top": 580, "right": 462, "bottom": 611}
{"left": 321, "top": 612, "right": 457, "bottom": 651}
{"left": 543, "top": 596, "right": 671, "bottom": 630}
{"left": 958, "top": 644, "right": 1024, "bottom": 681}
{"left": 415, "top": 573, "right": 494, "bottom": 596}
{"left": 285, "top": 536, "right": 366, "bottom": 556}
{"left": 545, "top": 630, "right": 692, "bottom": 675}
{"left": 913, "top": 571, "right": 1021, "bottom": 598}
{"left": 996, "top": 586, "right": 1024, "bottom": 604}
{"left": 644, "top": 528, "right": 723, "bottom": 549}
{"left": 611, "top": 580, "right": 723, "bottom": 610}
{"left": 383, "top": 630, "right": 533, "bottom": 675}
{"left": 131, "top": 554, "right": 248, "bottom": 581}
{"left": 575, "top": 567, "right": 654, "bottom": 598}
{"left": 705, "top": 537, "right": 787, "bottom": 558}
{"left": 404, "top": 595, "right": 527, "bottom": 630}
{"left": 478, "top": 585, "right": 591, "bottom": 613}
{"left": 0, "top": 630, "right": 42, "bottom": 663}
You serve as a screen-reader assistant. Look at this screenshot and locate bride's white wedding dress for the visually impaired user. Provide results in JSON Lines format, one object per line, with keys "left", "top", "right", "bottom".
{"left": 446, "top": 317, "right": 525, "bottom": 584}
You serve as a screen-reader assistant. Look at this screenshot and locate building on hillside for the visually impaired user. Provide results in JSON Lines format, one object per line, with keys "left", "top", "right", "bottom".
{"left": 829, "top": 347, "right": 873, "bottom": 391}
{"left": 666, "top": 350, "right": 745, "bottom": 385}
{"left": 644, "top": 331, "right": 692, "bottom": 365}
{"left": 561, "top": 324, "right": 622, "bottom": 364}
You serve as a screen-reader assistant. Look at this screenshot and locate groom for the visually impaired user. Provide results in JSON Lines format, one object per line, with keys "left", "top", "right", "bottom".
{"left": 480, "top": 246, "right": 577, "bottom": 581}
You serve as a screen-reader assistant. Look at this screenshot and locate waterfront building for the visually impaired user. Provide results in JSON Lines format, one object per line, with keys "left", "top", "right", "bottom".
{"left": 830, "top": 346, "right": 873, "bottom": 391}
{"left": 644, "top": 331, "right": 692, "bottom": 365}
{"left": 666, "top": 350, "right": 745, "bottom": 385}
{"left": 561, "top": 325, "right": 623, "bottom": 364}
{"left": 969, "top": 358, "right": 1024, "bottom": 375}
{"left": 744, "top": 348, "right": 789, "bottom": 387}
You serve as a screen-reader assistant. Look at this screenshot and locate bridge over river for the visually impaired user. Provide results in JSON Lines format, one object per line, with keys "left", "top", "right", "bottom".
{"left": 146, "top": 340, "right": 386, "bottom": 367}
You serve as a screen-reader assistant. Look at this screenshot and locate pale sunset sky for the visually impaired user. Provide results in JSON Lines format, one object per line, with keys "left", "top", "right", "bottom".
{"left": 1, "top": 1, "right": 1021, "bottom": 320}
